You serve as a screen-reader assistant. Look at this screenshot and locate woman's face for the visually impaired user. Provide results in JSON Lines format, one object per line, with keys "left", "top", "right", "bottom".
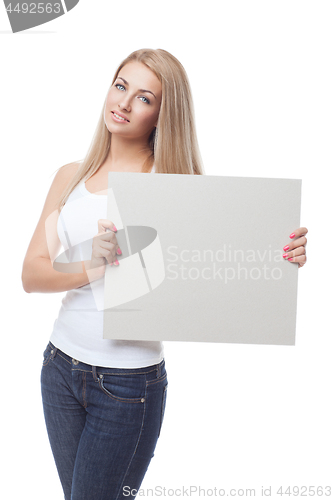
{"left": 104, "top": 61, "right": 162, "bottom": 141}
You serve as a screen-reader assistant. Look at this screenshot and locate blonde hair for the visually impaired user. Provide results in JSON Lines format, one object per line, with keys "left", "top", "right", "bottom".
{"left": 57, "top": 48, "right": 204, "bottom": 211}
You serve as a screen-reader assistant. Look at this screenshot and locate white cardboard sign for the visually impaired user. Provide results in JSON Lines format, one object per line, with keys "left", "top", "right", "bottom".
{"left": 102, "top": 173, "right": 301, "bottom": 345}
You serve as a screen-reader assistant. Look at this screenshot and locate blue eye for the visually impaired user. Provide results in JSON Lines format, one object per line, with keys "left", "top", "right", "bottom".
{"left": 115, "top": 83, "right": 150, "bottom": 104}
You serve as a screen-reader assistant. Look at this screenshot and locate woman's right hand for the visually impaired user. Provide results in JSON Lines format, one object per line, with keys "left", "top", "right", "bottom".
{"left": 84, "top": 219, "right": 122, "bottom": 280}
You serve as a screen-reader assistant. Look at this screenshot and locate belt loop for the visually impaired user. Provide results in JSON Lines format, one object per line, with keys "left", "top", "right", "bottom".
{"left": 92, "top": 366, "right": 98, "bottom": 382}
{"left": 156, "top": 362, "right": 161, "bottom": 379}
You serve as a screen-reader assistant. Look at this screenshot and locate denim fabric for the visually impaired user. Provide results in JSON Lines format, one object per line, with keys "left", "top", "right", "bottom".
{"left": 40, "top": 342, "right": 168, "bottom": 500}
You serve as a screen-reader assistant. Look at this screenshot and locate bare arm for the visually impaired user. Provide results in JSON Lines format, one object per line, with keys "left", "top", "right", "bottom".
{"left": 21, "top": 162, "right": 92, "bottom": 293}
{"left": 22, "top": 256, "right": 91, "bottom": 293}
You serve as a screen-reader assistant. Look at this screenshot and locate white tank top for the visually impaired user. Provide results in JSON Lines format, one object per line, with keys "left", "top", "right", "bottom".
{"left": 49, "top": 165, "right": 165, "bottom": 368}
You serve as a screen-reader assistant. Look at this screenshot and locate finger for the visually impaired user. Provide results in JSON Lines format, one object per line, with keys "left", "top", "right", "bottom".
{"left": 290, "top": 236, "right": 307, "bottom": 252}
{"left": 97, "top": 230, "right": 118, "bottom": 244}
{"left": 95, "top": 241, "right": 120, "bottom": 265}
{"left": 286, "top": 254, "right": 307, "bottom": 265}
{"left": 283, "top": 246, "right": 305, "bottom": 260}
{"left": 112, "top": 243, "right": 121, "bottom": 264}
{"left": 283, "top": 236, "right": 307, "bottom": 253}
{"left": 93, "top": 234, "right": 122, "bottom": 264}
{"left": 94, "top": 245, "right": 119, "bottom": 266}
{"left": 289, "top": 227, "right": 308, "bottom": 239}
{"left": 97, "top": 219, "right": 117, "bottom": 233}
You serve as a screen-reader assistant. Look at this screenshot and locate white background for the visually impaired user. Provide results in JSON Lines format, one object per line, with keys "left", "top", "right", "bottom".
{"left": 1, "top": 1, "right": 332, "bottom": 498}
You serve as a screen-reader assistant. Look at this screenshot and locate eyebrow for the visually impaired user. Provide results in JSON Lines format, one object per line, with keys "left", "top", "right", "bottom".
{"left": 116, "top": 76, "right": 157, "bottom": 99}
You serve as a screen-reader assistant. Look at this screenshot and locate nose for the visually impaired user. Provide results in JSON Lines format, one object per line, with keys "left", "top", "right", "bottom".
{"left": 118, "top": 94, "right": 131, "bottom": 112}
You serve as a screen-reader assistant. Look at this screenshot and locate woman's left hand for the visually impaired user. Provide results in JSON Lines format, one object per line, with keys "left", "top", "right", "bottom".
{"left": 283, "top": 227, "right": 308, "bottom": 268}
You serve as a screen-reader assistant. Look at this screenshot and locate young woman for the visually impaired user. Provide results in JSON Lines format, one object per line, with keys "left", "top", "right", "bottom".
{"left": 22, "top": 48, "right": 308, "bottom": 500}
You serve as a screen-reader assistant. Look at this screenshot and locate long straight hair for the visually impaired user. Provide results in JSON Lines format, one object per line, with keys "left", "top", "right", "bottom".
{"left": 57, "top": 48, "right": 204, "bottom": 211}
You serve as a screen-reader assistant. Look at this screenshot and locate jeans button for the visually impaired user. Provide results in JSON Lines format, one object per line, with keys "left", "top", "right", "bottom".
{"left": 50, "top": 350, "right": 54, "bottom": 354}
{"left": 72, "top": 359, "right": 79, "bottom": 365}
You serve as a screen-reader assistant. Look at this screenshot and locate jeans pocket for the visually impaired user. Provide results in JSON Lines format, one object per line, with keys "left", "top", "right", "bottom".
{"left": 98, "top": 373, "right": 146, "bottom": 404}
{"left": 158, "top": 382, "right": 168, "bottom": 437}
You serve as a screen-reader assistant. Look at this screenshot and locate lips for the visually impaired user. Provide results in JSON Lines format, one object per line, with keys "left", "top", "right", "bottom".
{"left": 112, "top": 111, "right": 130, "bottom": 122}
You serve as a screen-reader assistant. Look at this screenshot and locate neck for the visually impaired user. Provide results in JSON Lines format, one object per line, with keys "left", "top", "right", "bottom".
{"left": 103, "top": 134, "right": 152, "bottom": 173}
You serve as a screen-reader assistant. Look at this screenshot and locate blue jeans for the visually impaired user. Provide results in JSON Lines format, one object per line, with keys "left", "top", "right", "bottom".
{"left": 40, "top": 342, "right": 168, "bottom": 500}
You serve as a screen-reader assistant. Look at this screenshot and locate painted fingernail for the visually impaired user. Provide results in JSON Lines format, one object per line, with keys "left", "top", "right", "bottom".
{"left": 290, "top": 233, "right": 295, "bottom": 239}
{"left": 109, "top": 262, "right": 113, "bottom": 266}
{"left": 117, "top": 248, "right": 122, "bottom": 255}
{"left": 288, "top": 257, "right": 293, "bottom": 261}
{"left": 283, "top": 245, "right": 289, "bottom": 251}
{"left": 114, "top": 260, "right": 119, "bottom": 265}
{"left": 283, "top": 253, "right": 288, "bottom": 258}
{"left": 113, "top": 225, "right": 117, "bottom": 232}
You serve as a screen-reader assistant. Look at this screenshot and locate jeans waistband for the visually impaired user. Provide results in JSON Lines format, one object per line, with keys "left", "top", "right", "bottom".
{"left": 48, "top": 342, "right": 166, "bottom": 381}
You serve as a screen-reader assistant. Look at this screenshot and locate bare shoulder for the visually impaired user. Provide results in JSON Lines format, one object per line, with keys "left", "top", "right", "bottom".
{"left": 48, "top": 161, "right": 81, "bottom": 203}
{"left": 22, "top": 161, "right": 83, "bottom": 268}
{"left": 54, "top": 161, "right": 81, "bottom": 187}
